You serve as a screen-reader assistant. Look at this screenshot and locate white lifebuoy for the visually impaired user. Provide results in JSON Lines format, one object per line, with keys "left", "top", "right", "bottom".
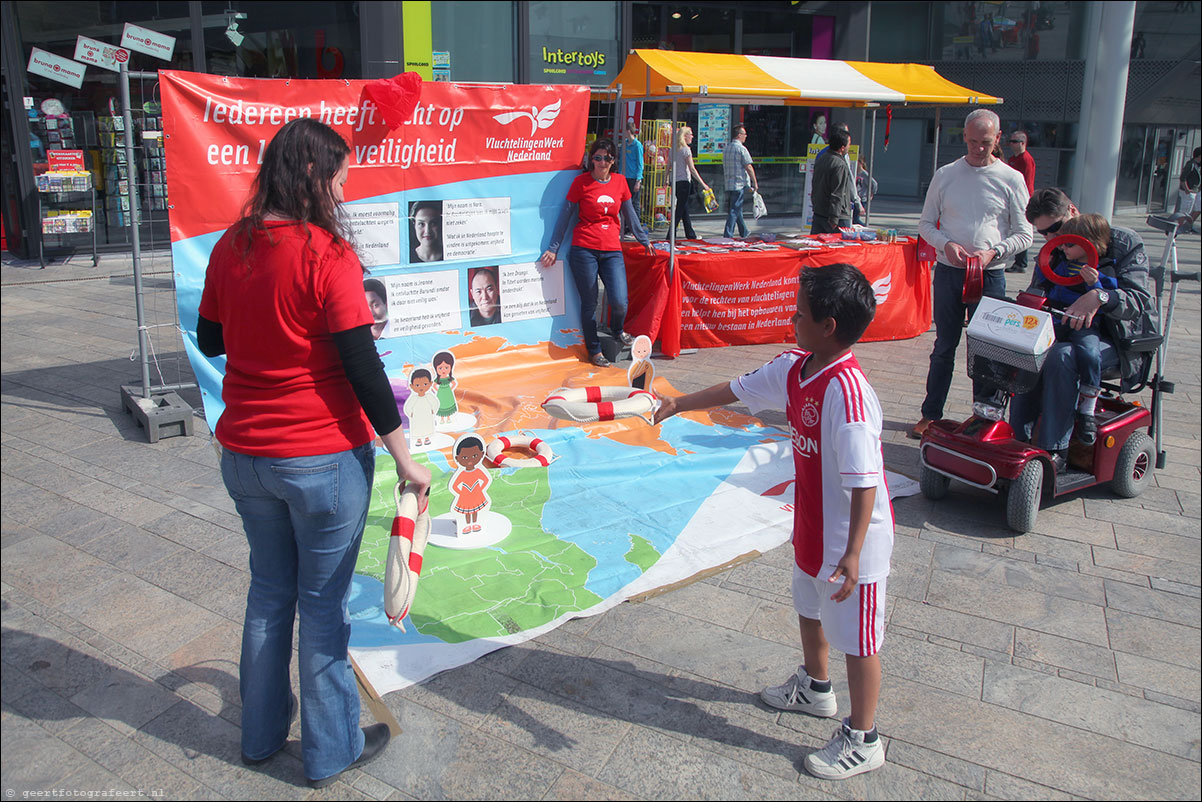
{"left": 485, "top": 435, "right": 556, "bottom": 468}
{"left": 384, "top": 482, "right": 431, "bottom": 632}
{"left": 542, "top": 385, "right": 659, "bottom": 423}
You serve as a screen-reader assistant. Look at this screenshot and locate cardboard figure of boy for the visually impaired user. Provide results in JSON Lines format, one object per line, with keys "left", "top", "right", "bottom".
{"left": 449, "top": 434, "right": 491, "bottom": 535}
{"left": 402, "top": 366, "right": 442, "bottom": 451}
{"left": 627, "top": 334, "right": 655, "bottom": 390}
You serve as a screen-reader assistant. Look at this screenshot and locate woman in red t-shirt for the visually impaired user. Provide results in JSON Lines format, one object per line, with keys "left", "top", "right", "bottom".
{"left": 539, "top": 138, "right": 654, "bottom": 367}
{"left": 196, "top": 118, "right": 429, "bottom": 788}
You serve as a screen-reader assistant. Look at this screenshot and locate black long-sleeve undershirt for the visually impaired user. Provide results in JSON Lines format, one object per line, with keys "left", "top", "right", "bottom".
{"left": 196, "top": 315, "right": 401, "bottom": 436}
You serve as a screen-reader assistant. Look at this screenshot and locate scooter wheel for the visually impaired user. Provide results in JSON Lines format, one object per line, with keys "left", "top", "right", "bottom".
{"left": 920, "top": 465, "right": 950, "bottom": 500}
{"left": 1006, "top": 460, "right": 1044, "bottom": 533}
{"left": 1111, "top": 431, "right": 1155, "bottom": 498}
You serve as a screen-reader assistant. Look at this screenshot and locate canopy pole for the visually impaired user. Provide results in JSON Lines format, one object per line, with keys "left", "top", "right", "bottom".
{"left": 932, "top": 107, "right": 942, "bottom": 186}
{"left": 866, "top": 107, "right": 877, "bottom": 225}
{"left": 669, "top": 99, "right": 678, "bottom": 280}
{"left": 615, "top": 84, "right": 624, "bottom": 177}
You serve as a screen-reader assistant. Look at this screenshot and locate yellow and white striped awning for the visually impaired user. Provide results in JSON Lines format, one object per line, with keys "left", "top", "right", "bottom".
{"left": 610, "top": 50, "right": 1002, "bottom": 107}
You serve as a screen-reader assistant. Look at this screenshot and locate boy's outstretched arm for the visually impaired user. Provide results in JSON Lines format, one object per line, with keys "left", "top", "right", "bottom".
{"left": 654, "top": 383, "right": 738, "bottom": 425}
{"left": 829, "top": 485, "right": 876, "bottom": 602}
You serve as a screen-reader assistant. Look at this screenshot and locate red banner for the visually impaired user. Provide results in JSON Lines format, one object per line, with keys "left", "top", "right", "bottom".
{"left": 624, "top": 240, "right": 931, "bottom": 357}
{"left": 160, "top": 71, "right": 591, "bottom": 242}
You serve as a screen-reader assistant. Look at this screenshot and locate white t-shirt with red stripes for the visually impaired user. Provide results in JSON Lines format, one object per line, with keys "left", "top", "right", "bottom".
{"left": 731, "top": 350, "right": 894, "bottom": 582}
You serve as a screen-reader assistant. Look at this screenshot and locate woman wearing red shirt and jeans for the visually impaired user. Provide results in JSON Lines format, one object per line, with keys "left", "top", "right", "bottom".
{"left": 540, "top": 138, "right": 653, "bottom": 367}
{"left": 197, "top": 119, "right": 430, "bottom": 788}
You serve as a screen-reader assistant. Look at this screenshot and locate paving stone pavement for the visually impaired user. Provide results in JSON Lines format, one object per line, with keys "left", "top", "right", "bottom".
{"left": 3, "top": 204, "right": 1199, "bottom": 800}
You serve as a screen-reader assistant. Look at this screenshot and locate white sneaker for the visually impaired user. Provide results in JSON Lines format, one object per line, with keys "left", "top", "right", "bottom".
{"left": 804, "top": 719, "right": 885, "bottom": 780}
{"left": 759, "top": 667, "right": 837, "bottom": 717}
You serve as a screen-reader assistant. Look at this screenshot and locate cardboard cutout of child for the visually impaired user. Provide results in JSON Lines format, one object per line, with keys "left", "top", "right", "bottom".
{"left": 428, "top": 350, "right": 476, "bottom": 431}
{"left": 402, "top": 367, "right": 440, "bottom": 449}
{"left": 449, "top": 434, "right": 491, "bottom": 535}
{"left": 627, "top": 334, "right": 655, "bottom": 390}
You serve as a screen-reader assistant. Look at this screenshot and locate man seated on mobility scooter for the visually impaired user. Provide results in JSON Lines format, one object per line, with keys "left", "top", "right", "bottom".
{"left": 1010, "top": 189, "right": 1158, "bottom": 473}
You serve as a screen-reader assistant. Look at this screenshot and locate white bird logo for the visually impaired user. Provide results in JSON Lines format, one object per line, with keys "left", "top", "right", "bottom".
{"left": 872, "top": 275, "right": 892, "bottom": 305}
{"left": 492, "top": 100, "right": 562, "bottom": 136}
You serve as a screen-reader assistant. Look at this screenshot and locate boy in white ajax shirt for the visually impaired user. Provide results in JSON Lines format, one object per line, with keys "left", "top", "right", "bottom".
{"left": 654, "top": 263, "right": 895, "bottom": 779}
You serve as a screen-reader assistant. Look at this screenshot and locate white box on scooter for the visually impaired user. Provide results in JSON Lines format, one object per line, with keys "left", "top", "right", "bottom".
{"left": 966, "top": 297, "right": 1055, "bottom": 356}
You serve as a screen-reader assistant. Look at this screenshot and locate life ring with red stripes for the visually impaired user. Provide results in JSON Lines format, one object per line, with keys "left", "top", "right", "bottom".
{"left": 485, "top": 434, "right": 556, "bottom": 468}
{"left": 1038, "top": 234, "right": 1098, "bottom": 286}
{"left": 384, "top": 481, "right": 430, "bottom": 632}
{"left": 542, "top": 385, "right": 659, "bottom": 423}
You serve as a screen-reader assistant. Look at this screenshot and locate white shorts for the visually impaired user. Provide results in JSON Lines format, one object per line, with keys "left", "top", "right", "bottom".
{"left": 1179, "top": 190, "right": 1200, "bottom": 215}
{"left": 793, "top": 564, "right": 887, "bottom": 657}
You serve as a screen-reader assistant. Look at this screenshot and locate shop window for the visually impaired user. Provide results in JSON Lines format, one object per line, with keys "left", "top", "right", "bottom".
{"left": 199, "top": 1, "right": 361, "bottom": 79}
{"left": 869, "top": 2, "right": 930, "bottom": 62}
{"left": 528, "top": 1, "right": 619, "bottom": 86}
{"left": 741, "top": 10, "right": 814, "bottom": 58}
{"left": 432, "top": 2, "right": 514, "bottom": 83}
{"left": 13, "top": 2, "right": 195, "bottom": 250}
{"left": 1131, "top": 1, "right": 1202, "bottom": 62}
{"left": 933, "top": 1, "right": 1088, "bottom": 62}
{"left": 661, "top": 5, "right": 734, "bottom": 54}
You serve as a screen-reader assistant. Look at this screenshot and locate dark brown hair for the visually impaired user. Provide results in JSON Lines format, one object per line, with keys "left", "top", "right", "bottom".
{"left": 1026, "top": 187, "right": 1073, "bottom": 223}
{"left": 583, "top": 138, "right": 616, "bottom": 172}
{"left": 234, "top": 117, "right": 352, "bottom": 255}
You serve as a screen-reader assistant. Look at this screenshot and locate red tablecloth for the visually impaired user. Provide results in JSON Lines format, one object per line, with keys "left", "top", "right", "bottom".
{"left": 623, "top": 239, "right": 931, "bottom": 358}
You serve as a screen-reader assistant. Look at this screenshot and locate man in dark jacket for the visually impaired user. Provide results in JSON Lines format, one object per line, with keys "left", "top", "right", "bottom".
{"left": 810, "top": 128, "right": 853, "bottom": 234}
{"left": 1010, "top": 188, "right": 1158, "bottom": 467}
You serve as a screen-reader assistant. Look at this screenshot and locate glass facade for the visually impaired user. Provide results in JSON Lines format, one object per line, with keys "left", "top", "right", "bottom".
{"left": 3, "top": 0, "right": 1198, "bottom": 258}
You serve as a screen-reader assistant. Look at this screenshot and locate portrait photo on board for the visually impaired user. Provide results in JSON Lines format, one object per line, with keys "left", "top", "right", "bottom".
{"left": 467, "top": 266, "right": 502, "bottom": 327}
{"left": 408, "top": 200, "right": 444, "bottom": 264}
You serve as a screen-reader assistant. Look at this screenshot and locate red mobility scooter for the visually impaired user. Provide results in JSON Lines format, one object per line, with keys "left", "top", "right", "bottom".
{"left": 918, "top": 217, "right": 1198, "bottom": 532}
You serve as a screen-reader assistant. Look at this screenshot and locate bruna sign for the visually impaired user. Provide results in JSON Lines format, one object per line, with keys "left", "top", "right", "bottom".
{"left": 75, "top": 36, "right": 132, "bottom": 73}
{"left": 120, "top": 23, "right": 176, "bottom": 61}
{"left": 27, "top": 47, "right": 86, "bottom": 89}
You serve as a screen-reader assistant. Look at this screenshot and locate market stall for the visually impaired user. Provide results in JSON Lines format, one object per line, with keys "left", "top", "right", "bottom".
{"left": 609, "top": 50, "right": 999, "bottom": 355}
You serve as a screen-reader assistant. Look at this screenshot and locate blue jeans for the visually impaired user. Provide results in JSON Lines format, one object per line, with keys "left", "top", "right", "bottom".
{"left": 1011, "top": 336, "right": 1119, "bottom": 451}
{"left": 220, "top": 442, "right": 375, "bottom": 781}
{"left": 1057, "top": 324, "right": 1105, "bottom": 390}
{"left": 568, "top": 246, "right": 628, "bottom": 356}
{"left": 724, "top": 188, "right": 747, "bottom": 237}
{"left": 921, "top": 263, "right": 1007, "bottom": 421}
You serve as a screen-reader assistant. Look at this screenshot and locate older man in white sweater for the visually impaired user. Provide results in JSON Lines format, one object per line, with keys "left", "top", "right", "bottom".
{"left": 910, "top": 109, "right": 1033, "bottom": 439}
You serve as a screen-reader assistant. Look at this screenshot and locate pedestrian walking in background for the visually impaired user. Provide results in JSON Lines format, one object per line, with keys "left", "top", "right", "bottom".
{"left": 1006, "top": 130, "right": 1036, "bottom": 273}
{"left": 723, "top": 124, "right": 758, "bottom": 238}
